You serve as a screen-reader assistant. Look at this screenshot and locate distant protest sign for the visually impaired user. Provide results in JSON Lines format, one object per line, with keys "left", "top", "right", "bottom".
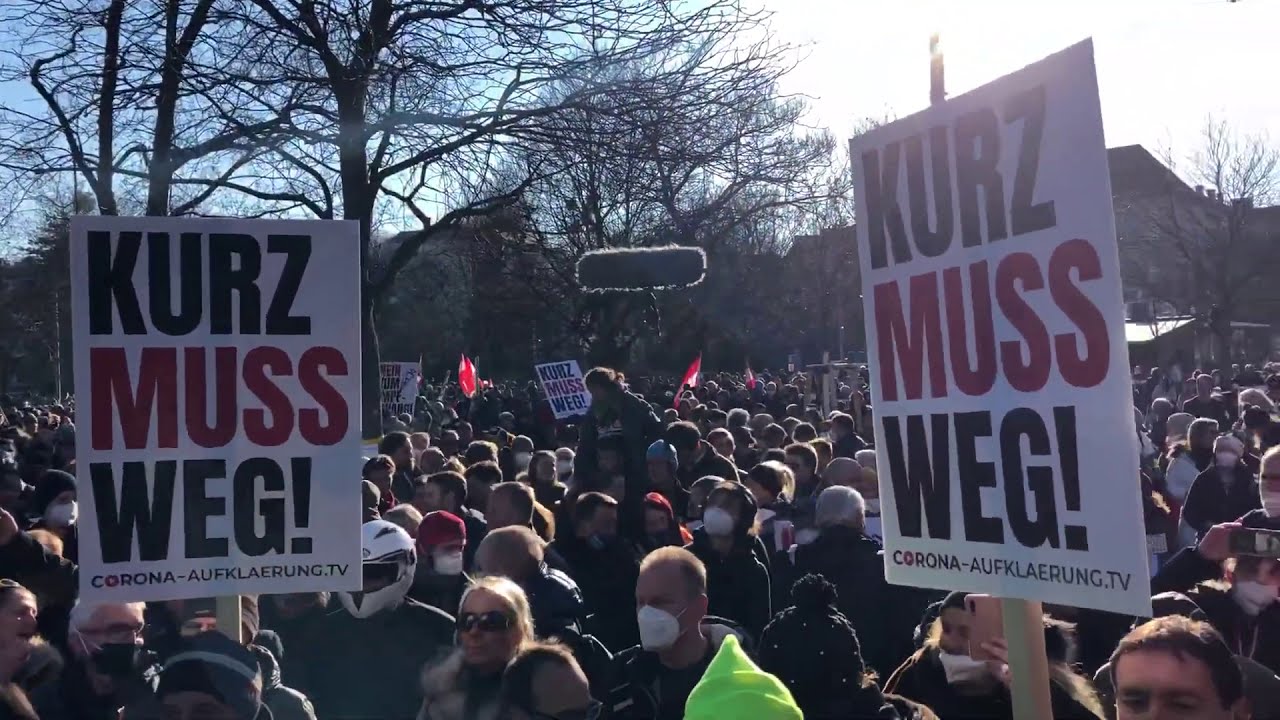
{"left": 69, "top": 216, "right": 363, "bottom": 603}
{"left": 852, "top": 40, "right": 1151, "bottom": 616}
{"left": 379, "top": 362, "right": 421, "bottom": 419}
{"left": 535, "top": 360, "right": 592, "bottom": 419}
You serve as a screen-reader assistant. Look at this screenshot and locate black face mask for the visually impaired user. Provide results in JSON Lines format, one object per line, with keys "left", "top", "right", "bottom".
{"left": 90, "top": 643, "right": 144, "bottom": 678}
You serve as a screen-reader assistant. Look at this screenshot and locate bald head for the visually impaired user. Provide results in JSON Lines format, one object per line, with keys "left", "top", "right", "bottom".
{"left": 824, "top": 457, "right": 863, "bottom": 487}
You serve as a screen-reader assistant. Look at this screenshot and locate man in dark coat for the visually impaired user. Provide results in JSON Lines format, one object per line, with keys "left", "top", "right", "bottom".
{"left": 784, "top": 485, "right": 920, "bottom": 677}
{"left": 549, "top": 492, "right": 640, "bottom": 652}
{"left": 664, "top": 422, "right": 737, "bottom": 490}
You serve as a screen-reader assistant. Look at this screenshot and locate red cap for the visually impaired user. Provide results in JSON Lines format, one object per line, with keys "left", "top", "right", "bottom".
{"left": 643, "top": 492, "right": 675, "bottom": 518}
{"left": 418, "top": 510, "right": 466, "bottom": 551}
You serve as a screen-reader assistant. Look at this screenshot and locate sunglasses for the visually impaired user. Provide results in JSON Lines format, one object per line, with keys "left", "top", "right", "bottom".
{"left": 456, "top": 610, "right": 513, "bottom": 634}
{"left": 533, "top": 700, "right": 603, "bottom": 720}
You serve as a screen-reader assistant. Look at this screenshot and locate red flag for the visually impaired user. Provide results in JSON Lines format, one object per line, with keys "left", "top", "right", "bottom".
{"left": 458, "top": 354, "right": 478, "bottom": 398}
{"left": 675, "top": 354, "right": 702, "bottom": 408}
{"left": 746, "top": 366, "right": 756, "bottom": 391}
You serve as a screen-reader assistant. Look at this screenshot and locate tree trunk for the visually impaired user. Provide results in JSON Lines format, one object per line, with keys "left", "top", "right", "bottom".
{"left": 361, "top": 288, "right": 381, "bottom": 439}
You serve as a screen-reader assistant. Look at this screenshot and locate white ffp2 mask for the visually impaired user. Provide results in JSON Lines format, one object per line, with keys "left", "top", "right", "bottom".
{"left": 938, "top": 651, "right": 988, "bottom": 685}
{"left": 702, "top": 508, "right": 735, "bottom": 537}
{"left": 637, "top": 605, "right": 685, "bottom": 650}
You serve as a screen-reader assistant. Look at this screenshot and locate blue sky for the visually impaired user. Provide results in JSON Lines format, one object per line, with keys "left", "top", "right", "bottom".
{"left": 1, "top": 0, "right": 1273, "bottom": 220}
{"left": 758, "top": 0, "right": 1279, "bottom": 159}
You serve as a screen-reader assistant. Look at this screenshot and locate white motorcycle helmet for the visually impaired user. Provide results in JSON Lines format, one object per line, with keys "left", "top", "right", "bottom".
{"left": 338, "top": 520, "right": 417, "bottom": 619}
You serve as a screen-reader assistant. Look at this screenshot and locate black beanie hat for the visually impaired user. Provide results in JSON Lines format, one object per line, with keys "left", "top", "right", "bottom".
{"left": 32, "top": 469, "right": 76, "bottom": 516}
{"left": 758, "top": 575, "right": 874, "bottom": 719}
{"left": 158, "top": 632, "right": 263, "bottom": 720}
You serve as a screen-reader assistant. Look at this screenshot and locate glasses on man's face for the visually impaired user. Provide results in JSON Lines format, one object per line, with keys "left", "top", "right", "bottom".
{"left": 456, "top": 610, "right": 513, "bottom": 634}
{"left": 533, "top": 700, "right": 603, "bottom": 720}
{"left": 81, "top": 621, "right": 145, "bottom": 644}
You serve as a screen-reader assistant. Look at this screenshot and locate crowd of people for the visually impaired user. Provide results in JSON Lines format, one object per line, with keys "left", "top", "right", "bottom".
{"left": 0, "top": 360, "right": 1278, "bottom": 719}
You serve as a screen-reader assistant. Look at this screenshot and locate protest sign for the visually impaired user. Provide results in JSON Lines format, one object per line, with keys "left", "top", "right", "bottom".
{"left": 853, "top": 40, "right": 1151, "bottom": 616}
{"left": 379, "top": 362, "right": 421, "bottom": 419}
{"left": 535, "top": 360, "right": 592, "bottom": 419}
{"left": 69, "top": 216, "right": 363, "bottom": 603}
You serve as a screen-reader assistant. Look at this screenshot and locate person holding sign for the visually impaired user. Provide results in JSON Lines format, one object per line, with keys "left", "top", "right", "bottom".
{"left": 576, "top": 368, "right": 663, "bottom": 541}
{"left": 884, "top": 592, "right": 1104, "bottom": 719}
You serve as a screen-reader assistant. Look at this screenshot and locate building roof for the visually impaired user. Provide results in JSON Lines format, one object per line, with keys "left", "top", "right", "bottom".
{"left": 1107, "top": 145, "right": 1189, "bottom": 198}
{"left": 1125, "top": 317, "right": 1194, "bottom": 344}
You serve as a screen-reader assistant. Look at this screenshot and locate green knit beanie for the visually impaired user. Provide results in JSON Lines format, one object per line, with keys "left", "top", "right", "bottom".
{"left": 684, "top": 634, "right": 803, "bottom": 720}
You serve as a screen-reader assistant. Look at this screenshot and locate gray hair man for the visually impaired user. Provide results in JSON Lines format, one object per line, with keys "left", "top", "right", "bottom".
{"left": 31, "top": 600, "right": 158, "bottom": 718}
{"left": 792, "top": 484, "right": 909, "bottom": 677}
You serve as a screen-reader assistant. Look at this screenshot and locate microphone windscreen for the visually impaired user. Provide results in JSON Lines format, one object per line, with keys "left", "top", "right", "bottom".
{"left": 576, "top": 246, "right": 706, "bottom": 292}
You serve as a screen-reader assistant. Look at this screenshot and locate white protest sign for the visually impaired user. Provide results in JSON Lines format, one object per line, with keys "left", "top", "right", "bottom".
{"left": 69, "top": 216, "right": 363, "bottom": 603}
{"left": 853, "top": 40, "right": 1151, "bottom": 616}
{"left": 535, "top": 360, "right": 592, "bottom": 419}
{"left": 379, "top": 362, "right": 421, "bottom": 419}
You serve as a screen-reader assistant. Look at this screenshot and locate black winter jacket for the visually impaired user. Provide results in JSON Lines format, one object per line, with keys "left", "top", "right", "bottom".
{"left": 1181, "top": 463, "right": 1260, "bottom": 536}
{"left": 550, "top": 535, "right": 640, "bottom": 653}
{"left": 523, "top": 563, "right": 586, "bottom": 638}
{"left": 576, "top": 391, "right": 662, "bottom": 537}
{"left": 787, "top": 525, "right": 912, "bottom": 676}
{"left": 685, "top": 529, "right": 771, "bottom": 639}
{"left": 605, "top": 621, "right": 747, "bottom": 720}
{"left": 1151, "top": 546, "right": 1280, "bottom": 674}
{"left": 30, "top": 659, "right": 161, "bottom": 720}
{"left": 885, "top": 646, "right": 1099, "bottom": 720}
{"left": 293, "top": 598, "right": 456, "bottom": 720}
{"left": 249, "top": 644, "right": 317, "bottom": 720}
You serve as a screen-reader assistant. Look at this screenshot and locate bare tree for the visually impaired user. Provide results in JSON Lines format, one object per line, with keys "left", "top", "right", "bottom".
{"left": 0, "top": 0, "right": 304, "bottom": 217}
{"left": 506, "top": 36, "right": 840, "bottom": 366}
{"left": 1120, "top": 116, "right": 1280, "bottom": 363}
{"left": 214, "top": 0, "right": 815, "bottom": 429}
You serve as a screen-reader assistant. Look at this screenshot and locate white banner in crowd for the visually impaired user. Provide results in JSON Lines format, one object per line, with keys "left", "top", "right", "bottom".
{"left": 535, "top": 360, "right": 592, "bottom": 419}
{"left": 379, "top": 362, "right": 421, "bottom": 419}
{"left": 69, "top": 216, "right": 364, "bottom": 603}
{"left": 852, "top": 40, "right": 1152, "bottom": 616}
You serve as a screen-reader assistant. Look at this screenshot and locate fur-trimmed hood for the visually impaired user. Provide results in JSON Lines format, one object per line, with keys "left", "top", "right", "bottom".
{"left": 417, "top": 649, "right": 503, "bottom": 720}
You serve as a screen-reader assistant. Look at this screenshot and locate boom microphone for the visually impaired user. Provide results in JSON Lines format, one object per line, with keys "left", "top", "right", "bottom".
{"left": 576, "top": 246, "right": 706, "bottom": 292}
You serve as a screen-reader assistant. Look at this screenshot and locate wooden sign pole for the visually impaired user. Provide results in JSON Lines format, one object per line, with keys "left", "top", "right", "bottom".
{"left": 215, "top": 595, "right": 243, "bottom": 644}
{"left": 1001, "top": 598, "right": 1054, "bottom": 719}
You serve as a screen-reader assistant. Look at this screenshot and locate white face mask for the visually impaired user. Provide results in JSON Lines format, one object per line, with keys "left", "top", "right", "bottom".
{"left": 45, "top": 500, "right": 77, "bottom": 528}
{"left": 432, "top": 552, "right": 465, "bottom": 576}
{"left": 865, "top": 499, "right": 881, "bottom": 515}
{"left": 514, "top": 453, "right": 532, "bottom": 471}
{"left": 1233, "top": 580, "right": 1279, "bottom": 616}
{"left": 1216, "top": 451, "right": 1238, "bottom": 469}
{"left": 637, "top": 604, "right": 686, "bottom": 651}
{"left": 938, "top": 651, "right": 989, "bottom": 685}
{"left": 1262, "top": 491, "right": 1280, "bottom": 518}
{"left": 702, "top": 507, "right": 735, "bottom": 537}
{"left": 556, "top": 460, "right": 573, "bottom": 476}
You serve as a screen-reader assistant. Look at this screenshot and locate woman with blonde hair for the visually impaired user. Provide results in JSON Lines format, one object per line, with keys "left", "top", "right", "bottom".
{"left": 885, "top": 592, "right": 1103, "bottom": 719}
{"left": 0, "top": 580, "right": 39, "bottom": 720}
{"left": 419, "top": 575, "right": 536, "bottom": 720}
